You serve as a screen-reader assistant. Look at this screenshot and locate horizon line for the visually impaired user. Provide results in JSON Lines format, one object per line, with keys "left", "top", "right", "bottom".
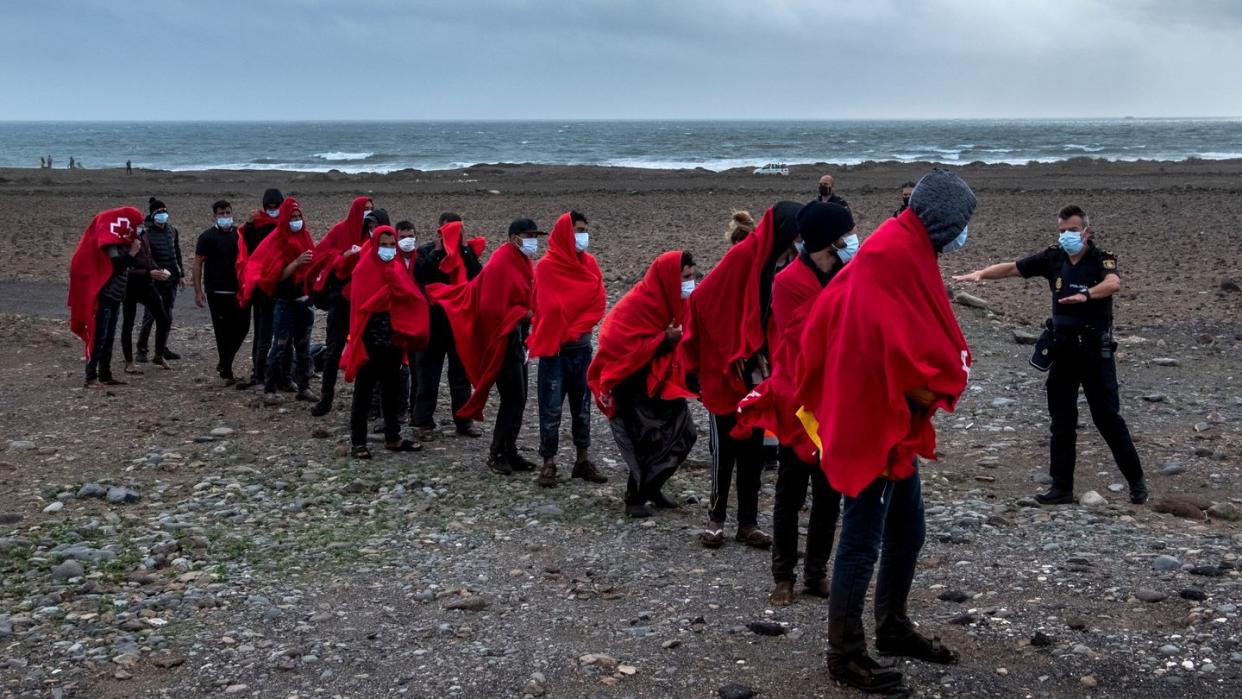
{"left": 1, "top": 116, "right": 1241, "bottom": 124}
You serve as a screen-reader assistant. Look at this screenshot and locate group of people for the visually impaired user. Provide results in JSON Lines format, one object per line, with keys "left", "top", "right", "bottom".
{"left": 67, "top": 167, "right": 1146, "bottom": 693}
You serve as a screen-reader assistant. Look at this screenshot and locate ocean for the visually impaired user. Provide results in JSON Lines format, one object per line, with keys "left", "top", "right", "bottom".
{"left": 2, "top": 119, "right": 1241, "bottom": 173}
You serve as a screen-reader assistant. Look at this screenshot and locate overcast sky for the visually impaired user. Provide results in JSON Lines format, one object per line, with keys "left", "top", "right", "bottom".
{"left": 3, "top": 0, "right": 1239, "bottom": 120}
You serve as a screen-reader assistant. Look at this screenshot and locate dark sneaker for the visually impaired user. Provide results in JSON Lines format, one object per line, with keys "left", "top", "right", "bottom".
{"left": 487, "top": 452, "right": 513, "bottom": 476}
{"left": 509, "top": 452, "right": 539, "bottom": 473}
{"left": 295, "top": 389, "right": 319, "bottom": 403}
{"left": 804, "top": 577, "right": 831, "bottom": 598}
{"left": 1129, "top": 479, "right": 1149, "bottom": 505}
{"left": 769, "top": 580, "right": 795, "bottom": 607}
{"left": 309, "top": 401, "right": 331, "bottom": 417}
{"left": 161, "top": 349, "right": 181, "bottom": 360}
{"left": 455, "top": 423, "right": 483, "bottom": 438}
{"left": 647, "top": 489, "right": 679, "bottom": 509}
{"left": 135, "top": 352, "right": 149, "bottom": 364}
{"left": 537, "top": 462, "right": 558, "bottom": 488}
{"left": 827, "top": 652, "right": 905, "bottom": 694}
{"left": 626, "top": 502, "right": 652, "bottom": 518}
{"left": 235, "top": 379, "right": 257, "bottom": 391}
{"left": 1035, "top": 488, "right": 1074, "bottom": 505}
{"left": 571, "top": 460, "right": 608, "bottom": 484}
{"left": 876, "top": 630, "right": 960, "bottom": 665}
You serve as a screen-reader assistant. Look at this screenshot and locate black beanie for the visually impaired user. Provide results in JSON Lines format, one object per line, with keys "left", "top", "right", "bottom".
{"left": 370, "top": 208, "right": 391, "bottom": 227}
{"left": 262, "top": 188, "right": 285, "bottom": 210}
{"left": 797, "top": 202, "right": 854, "bottom": 252}
{"left": 148, "top": 197, "right": 167, "bottom": 214}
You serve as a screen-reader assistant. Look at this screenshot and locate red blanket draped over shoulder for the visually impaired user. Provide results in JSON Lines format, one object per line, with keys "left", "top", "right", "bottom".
{"left": 306, "top": 195, "right": 371, "bottom": 295}
{"left": 427, "top": 242, "right": 533, "bottom": 421}
{"left": 794, "top": 209, "right": 972, "bottom": 498}
{"left": 526, "top": 213, "right": 606, "bottom": 357}
{"left": 234, "top": 209, "right": 280, "bottom": 297}
{"left": 678, "top": 207, "right": 777, "bottom": 415}
{"left": 67, "top": 206, "right": 144, "bottom": 358}
{"left": 438, "top": 221, "right": 488, "bottom": 287}
{"left": 733, "top": 258, "right": 823, "bottom": 460}
{"left": 340, "top": 225, "right": 430, "bottom": 382}
{"left": 238, "top": 198, "right": 313, "bottom": 307}
{"left": 587, "top": 251, "right": 694, "bottom": 418}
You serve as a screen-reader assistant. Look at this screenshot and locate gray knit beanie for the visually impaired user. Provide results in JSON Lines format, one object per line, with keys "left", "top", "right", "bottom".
{"left": 910, "top": 169, "right": 977, "bottom": 251}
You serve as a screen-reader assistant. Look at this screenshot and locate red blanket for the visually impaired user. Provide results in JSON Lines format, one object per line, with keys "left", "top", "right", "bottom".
{"left": 427, "top": 242, "right": 533, "bottom": 421}
{"left": 678, "top": 206, "right": 778, "bottom": 415}
{"left": 234, "top": 209, "right": 280, "bottom": 295}
{"left": 527, "top": 213, "right": 606, "bottom": 357}
{"left": 794, "top": 209, "right": 971, "bottom": 497}
{"left": 67, "top": 206, "right": 144, "bottom": 358}
{"left": 733, "top": 258, "right": 823, "bottom": 461}
{"left": 437, "top": 221, "right": 488, "bottom": 287}
{"left": 340, "top": 225, "right": 430, "bottom": 382}
{"left": 587, "top": 251, "right": 694, "bottom": 418}
{"left": 238, "top": 198, "right": 313, "bottom": 307}
{"left": 306, "top": 195, "right": 371, "bottom": 295}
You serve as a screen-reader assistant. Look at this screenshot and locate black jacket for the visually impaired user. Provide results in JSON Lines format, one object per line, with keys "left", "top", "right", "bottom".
{"left": 143, "top": 215, "right": 184, "bottom": 284}
{"left": 413, "top": 242, "right": 483, "bottom": 287}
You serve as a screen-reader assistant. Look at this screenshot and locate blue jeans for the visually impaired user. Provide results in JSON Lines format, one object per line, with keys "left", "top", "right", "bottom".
{"left": 84, "top": 299, "right": 120, "bottom": 381}
{"left": 828, "top": 467, "right": 926, "bottom": 657}
{"left": 265, "top": 297, "right": 314, "bottom": 392}
{"left": 536, "top": 344, "right": 593, "bottom": 459}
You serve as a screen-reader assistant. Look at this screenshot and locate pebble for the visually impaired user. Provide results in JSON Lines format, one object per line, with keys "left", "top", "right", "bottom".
{"left": 106, "top": 486, "right": 140, "bottom": 504}
{"left": 76, "top": 483, "right": 107, "bottom": 498}
{"left": 1030, "top": 631, "right": 1053, "bottom": 648}
{"left": 1180, "top": 589, "right": 1207, "bottom": 601}
{"left": 718, "top": 684, "right": 756, "bottom": 699}
{"left": 446, "top": 596, "right": 489, "bottom": 612}
{"left": 579, "top": 653, "right": 618, "bottom": 670}
{"left": 210, "top": 426, "right": 235, "bottom": 437}
{"left": 937, "top": 590, "right": 971, "bottom": 603}
{"left": 7, "top": 440, "right": 36, "bottom": 451}
{"left": 1140, "top": 393, "right": 1167, "bottom": 402}
{"left": 746, "top": 621, "right": 786, "bottom": 636}
{"left": 1158, "top": 644, "right": 1180, "bottom": 657}
{"left": 1153, "top": 555, "right": 1181, "bottom": 571}
{"left": 1080, "top": 675, "right": 1098, "bottom": 688}
{"left": 1079, "top": 491, "right": 1107, "bottom": 507}
{"left": 1207, "top": 502, "right": 1240, "bottom": 521}
{"left": 42, "top": 501, "right": 64, "bottom": 513}
{"left": 991, "top": 397, "right": 1016, "bottom": 408}
{"left": 1151, "top": 357, "right": 1180, "bottom": 367}
{"left": 51, "top": 560, "right": 84, "bottom": 579}
{"left": 1135, "top": 590, "right": 1167, "bottom": 603}
{"left": 1160, "top": 462, "right": 1186, "bottom": 476}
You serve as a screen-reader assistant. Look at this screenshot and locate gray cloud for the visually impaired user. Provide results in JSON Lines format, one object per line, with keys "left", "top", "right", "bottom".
{"left": 1, "top": 0, "right": 1238, "bottom": 119}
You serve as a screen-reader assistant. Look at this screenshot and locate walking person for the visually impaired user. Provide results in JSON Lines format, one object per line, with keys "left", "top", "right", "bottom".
{"left": 137, "top": 197, "right": 184, "bottom": 362}
{"left": 234, "top": 188, "right": 285, "bottom": 389}
{"left": 69, "top": 207, "right": 144, "bottom": 386}
{"left": 194, "top": 199, "right": 250, "bottom": 384}
{"left": 119, "top": 223, "right": 173, "bottom": 373}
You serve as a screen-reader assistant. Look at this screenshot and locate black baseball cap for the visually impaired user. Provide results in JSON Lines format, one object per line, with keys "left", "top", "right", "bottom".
{"left": 508, "top": 218, "right": 545, "bottom": 236}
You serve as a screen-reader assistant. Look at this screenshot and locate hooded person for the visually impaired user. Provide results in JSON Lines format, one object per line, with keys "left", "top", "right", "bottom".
{"left": 339, "top": 224, "right": 430, "bottom": 457}
{"left": 68, "top": 206, "right": 144, "bottom": 386}
{"left": 733, "top": 202, "right": 855, "bottom": 607}
{"left": 588, "top": 250, "right": 698, "bottom": 517}
{"left": 118, "top": 214, "right": 173, "bottom": 374}
{"left": 794, "top": 169, "right": 975, "bottom": 692}
{"left": 136, "top": 197, "right": 184, "bottom": 362}
{"left": 427, "top": 217, "right": 540, "bottom": 476}
{"left": 234, "top": 188, "right": 285, "bottom": 389}
{"left": 239, "top": 197, "right": 318, "bottom": 402}
{"left": 305, "top": 195, "right": 374, "bottom": 417}
{"left": 527, "top": 211, "right": 609, "bottom": 488}
{"left": 679, "top": 201, "right": 801, "bottom": 550}
{"left": 411, "top": 216, "right": 487, "bottom": 440}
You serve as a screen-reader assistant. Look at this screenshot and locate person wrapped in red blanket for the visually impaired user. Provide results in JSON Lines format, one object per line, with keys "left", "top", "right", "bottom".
{"left": 233, "top": 188, "right": 285, "bottom": 389}
{"left": 733, "top": 202, "right": 855, "bottom": 607}
{"left": 68, "top": 206, "right": 144, "bottom": 386}
{"left": 528, "top": 211, "right": 608, "bottom": 488}
{"left": 307, "top": 195, "right": 374, "bottom": 416}
{"left": 588, "top": 250, "right": 698, "bottom": 517}
{"left": 794, "top": 169, "right": 975, "bottom": 692}
{"left": 679, "top": 201, "right": 801, "bottom": 550}
{"left": 339, "top": 224, "right": 429, "bottom": 458}
{"left": 427, "top": 217, "right": 541, "bottom": 476}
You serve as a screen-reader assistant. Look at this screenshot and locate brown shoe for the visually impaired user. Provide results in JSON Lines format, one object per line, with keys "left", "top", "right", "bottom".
{"left": 571, "top": 459, "right": 608, "bottom": 484}
{"left": 769, "top": 580, "right": 796, "bottom": 607}
{"left": 804, "top": 577, "right": 830, "bottom": 599}
{"left": 698, "top": 522, "right": 725, "bottom": 549}
{"left": 455, "top": 423, "right": 483, "bottom": 438}
{"left": 151, "top": 357, "right": 172, "bottom": 370}
{"left": 537, "top": 461, "right": 558, "bottom": 488}
{"left": 736, "top": 527, "right": 773, "bottom": 549}
{"left": 123, "top": 362, "right": 144, "bottom": 375}
{"left": 415, "top": 427, "right": 437, "bottom": 442}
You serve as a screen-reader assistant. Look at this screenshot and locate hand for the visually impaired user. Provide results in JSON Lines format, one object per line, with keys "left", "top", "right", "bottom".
{"left": 295, "top": 251, "right": 313, "bottom": 267}
{"left": 665, "top": 324, "right": 683, "bottom": 343}
{"left": 151, "top": 269, "right": 171, "bottom": 282}
{"left": 195, "top": 290, "right": 206, "bottom": 308}
{"left": 179, "top": 277, "right": 187, "bottom": 289}
{"left": 953, "top": 270, "right": 984, "bottom": 283}
{"left": 1058, "top": 293, "right": 1088, "bottom": 305}
{"left": 343, "top": 245, "right": 361, "bottom": 258}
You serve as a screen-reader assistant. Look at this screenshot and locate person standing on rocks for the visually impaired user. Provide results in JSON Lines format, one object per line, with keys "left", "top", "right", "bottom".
{"left": 894, "top": 181, "right": 915, "bottom": 217}
{"left": 340, "top": 225, "right": 429, "bottom": 458}
{"left": 69, "top": 207, "right": 144, "bottom": 386}
{"left": 734, "top": 202, "right": 855, "bottom": 606}
{"left": 136, "top": 197, "right": 184, "bottom": 363}
{"left": 119, "top": 218, "right": 173, "bottom": 373}
{"left": 194, "top": 199, "right": 250, "bottom": 384}
{"left": 305, "top": 195, "right": 374, "bottom": 417}
{"left": 528, "top": 211, "right": 609, "bottom": 489}
{"left": 797, "top": 169, "right": 974, "bottom": 692}
{"left": 588, "top": 250, "right": 699, "bottom": 517}
{"left": 412, "top": 213, "right": 486, "bottom": 440}
{"left": 428, "top": 218, "right": 541, "bottom": 476}
{"left": 953, "top": 204, "right": 1147, "bottom": 505}
{"left": 235, "top": 188, "right": 286, "bottom": 390}
{"left": 680, "top": 202, "right": 802, "bottom": 550}
{"left": 814, "top": 174, "right": 851, "bottom": 211}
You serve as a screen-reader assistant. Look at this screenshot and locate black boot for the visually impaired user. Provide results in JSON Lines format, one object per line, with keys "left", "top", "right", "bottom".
{"left": 827, "top": 652, "right": 905, "bottom": 694}
{"left": 624, "top": 478, "right": 651, "bottom": 518}
{"left": 507, "top": 439, "right": 538, "bottom": 472}
{"left": 1035, "top": 487, "right": 1074, "bottom": 505}
{"left": 486, "top": 435, "right": 512, "bottom": 476}
{"left": 1129, "top": 478, "right": 1149, "bottom": 505}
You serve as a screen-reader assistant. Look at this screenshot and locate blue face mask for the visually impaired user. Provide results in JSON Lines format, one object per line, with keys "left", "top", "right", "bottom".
{"left": 836, "top": 234, "right": 860, "bottom": 264}
{"left": 574, "top": 232, "right": 589, "bottom": 252}
{"left": 266, "top": 208, "right": 280, "bottom": 218}
{"left": 941, "top": 225, "right": 969, "bottom": 254}
{"left": 216, "top": 216, "right": 233, "bottom": 229}
{"left": 377, "top": 246, "right": 397, "bottom": 262}
{"left": 153, "top": 212, "right": 169, "bottom": 225}
{"left": 1059, "top": 230, "right": 1084, "bottom": 255}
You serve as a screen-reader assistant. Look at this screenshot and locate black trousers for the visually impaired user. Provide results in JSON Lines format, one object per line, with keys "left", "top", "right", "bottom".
{"left": 771, "top": 446, "right": 841, "bottom": 584}
{"left": 351, "top": 345, "right": 403, "bottom": 446}
{"left": 413, "top": 307, "right": 472, "bottom": 429}
{"left": 1046, "top": 337, "right": 1143, "bottom": 491}
{"left": 264, "top": 297, "right": 313, "bottom": 392}
{"left": 249, "top": 295, "right": 275, "bottom": 384}
{"left": 207, "top": 292, "right": 250, "bottom": 378}
{"left": 121, "top": 285, "right": 169, "bottom": 362}
{"left": 319, "top": 297, "right": 350, "bottom": 405}
{"left": 708, "top": 412, "right": 764, "bottom": 528}
{"left": 139, "top": 283, "right": 177, "bottom": 353}
{"left": 84, "top": 299, "right": 120, "bottom": 381}
{"left": 493, "top": 330, "right": 529, "bottom": 451}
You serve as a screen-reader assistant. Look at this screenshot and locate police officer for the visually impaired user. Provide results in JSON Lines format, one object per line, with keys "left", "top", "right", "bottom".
{"left": 953, "top": 205, "right": 1147, "bottom": 505}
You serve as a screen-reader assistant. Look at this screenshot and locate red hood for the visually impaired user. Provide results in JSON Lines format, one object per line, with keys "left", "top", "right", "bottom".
{"left": 340, "top": 225, "right": 430, "bottom": 381}
{"left": 527, "top": 212, "right": 606, "bottom": 357}
{"left": 67, "top": 206, "right": 144, "bottom": 358}
{"left": 238, "top": 197, "right": 313, "bottom": 305}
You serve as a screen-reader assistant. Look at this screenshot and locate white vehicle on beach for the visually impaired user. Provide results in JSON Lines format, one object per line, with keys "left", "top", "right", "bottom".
{"left": 753, "top": 163, "right": 790, "bottom": 176}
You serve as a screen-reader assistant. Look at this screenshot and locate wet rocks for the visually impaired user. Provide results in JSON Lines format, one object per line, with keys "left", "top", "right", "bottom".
{"left": 1153, "top": 555, "right": 1181, "bottom": 571}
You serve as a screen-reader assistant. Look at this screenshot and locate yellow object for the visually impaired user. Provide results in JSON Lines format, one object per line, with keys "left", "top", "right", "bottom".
{"left": 796, "top": 406, "right": 821, "bottom": 451}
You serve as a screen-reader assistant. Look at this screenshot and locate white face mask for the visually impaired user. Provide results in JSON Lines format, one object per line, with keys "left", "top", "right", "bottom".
{"left": 941, "top": 225, "right": 969, "bottom": 254}
{"left": 836, "top": 234, "right": 860, "bottom": 264}
{"left": 519, "top": 237, "right": 538, "bottom": 257}
{"left": 680, "top": 279, "right": 696, "bottom": 299}
{"left": 574, "top": 232, "right": 589, "bottom": 252}
{"left": 289, "top": 220, "right": 304, "bottom": 232}
{"left": 398, "top": 237, "right": 417, "bottom": 253}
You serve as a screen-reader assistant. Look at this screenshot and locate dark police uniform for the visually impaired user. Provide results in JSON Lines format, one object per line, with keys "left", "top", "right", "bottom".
{"left": 1016, "top": 241, "right": 1143, "bottom": 494}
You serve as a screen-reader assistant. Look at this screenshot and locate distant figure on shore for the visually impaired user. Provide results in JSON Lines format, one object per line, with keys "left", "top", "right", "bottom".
{"left": 126, "top": 160, "right": 132, "bottom": 175}
{"left": 894, "top": 180, "right": 915, "bottom": 217}
{"left": 39, "top": 157, "right": 46, "bottom": 168}
{"left": 69, "top": 157, "right": 76, "bottom": 169}
{"left": 47, "top": 155, "right": 53, "bottom": 169}
{"left": 814, "top": 174, "right": 851, "bottom": 212}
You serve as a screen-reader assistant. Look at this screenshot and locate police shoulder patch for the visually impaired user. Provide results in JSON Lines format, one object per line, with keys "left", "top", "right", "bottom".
{"left": 1103, "top": 259, "right": 1116, "bottom": 270}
